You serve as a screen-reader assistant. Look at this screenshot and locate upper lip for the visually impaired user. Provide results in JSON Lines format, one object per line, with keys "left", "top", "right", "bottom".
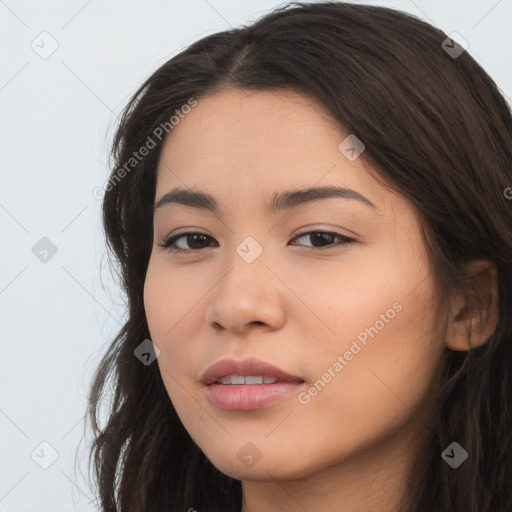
{"left": 200, "top": 357, "right": 305, "bottom": 386}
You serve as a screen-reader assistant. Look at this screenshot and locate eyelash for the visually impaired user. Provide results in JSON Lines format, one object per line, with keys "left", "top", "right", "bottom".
{"left": 157, "top": 230, "right": 356, "bottom": 254}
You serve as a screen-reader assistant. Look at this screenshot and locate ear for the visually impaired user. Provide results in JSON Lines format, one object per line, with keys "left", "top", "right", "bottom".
{"left": 445, "top": 260, "right": 499, "bottom": 351}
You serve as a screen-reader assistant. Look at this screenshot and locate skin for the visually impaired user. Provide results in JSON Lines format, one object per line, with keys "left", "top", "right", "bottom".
{"left": 143, "top": 88, "right": 498, "bottom": 511}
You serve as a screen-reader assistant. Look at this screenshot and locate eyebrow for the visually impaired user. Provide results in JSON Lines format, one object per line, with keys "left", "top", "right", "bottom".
{"left": 153, "top": 185, "right": 376, "bottom": 213}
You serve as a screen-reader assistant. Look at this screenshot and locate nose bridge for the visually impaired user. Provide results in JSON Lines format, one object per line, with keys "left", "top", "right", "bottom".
{"left": 205, "top": 231, "right": 286, "bottom": 331}
{"left": 219, "top": 233, "right": 269, "bottom": 297}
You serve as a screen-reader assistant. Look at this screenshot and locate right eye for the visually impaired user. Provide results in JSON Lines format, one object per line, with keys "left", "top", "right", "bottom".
{"left": 157, "top": 232, "right": 217, "bottom": 254}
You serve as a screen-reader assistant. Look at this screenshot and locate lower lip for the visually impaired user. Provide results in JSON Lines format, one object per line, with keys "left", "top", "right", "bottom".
{"left": 204, "top": 382, "right": 305, "bottom": 410}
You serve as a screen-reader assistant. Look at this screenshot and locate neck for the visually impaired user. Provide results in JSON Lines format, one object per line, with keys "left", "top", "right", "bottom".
{"left": 240, "top": 421, "right": 429, "bottom": 512}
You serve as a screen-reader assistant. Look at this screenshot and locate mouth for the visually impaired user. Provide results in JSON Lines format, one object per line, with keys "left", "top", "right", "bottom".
{"left": 213, "top": 374, "right": 303, "bottom": 385}
{"left": 201, "top": 357, "right": 306, "bottom": 410}
{"left": 204, "top": 380, "right": 306, "bottom": 410}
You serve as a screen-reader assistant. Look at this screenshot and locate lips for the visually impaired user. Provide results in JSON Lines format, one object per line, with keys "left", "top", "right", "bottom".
{"left": 201, "top": 357, "right": 306, "bottom": 411}
{"left": 200, "top": 357, "right": 305, "bottom": 386}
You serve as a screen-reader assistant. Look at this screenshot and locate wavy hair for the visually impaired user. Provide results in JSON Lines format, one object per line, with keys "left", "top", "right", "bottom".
{"left": 85, "top": 2, "right": 512, "bottom": 510}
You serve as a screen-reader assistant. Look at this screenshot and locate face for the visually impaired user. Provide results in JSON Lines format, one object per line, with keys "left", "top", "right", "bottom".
{"left": 143, "top": 88, "right": 444, "bottom": 481}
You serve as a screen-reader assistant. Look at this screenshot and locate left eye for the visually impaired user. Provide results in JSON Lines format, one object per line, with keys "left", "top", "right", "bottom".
{"left": 158, "top": 230, "right": 357, "bottom": 254}
{"left": 291, "top": 230, "right": 356, "bottom": 250}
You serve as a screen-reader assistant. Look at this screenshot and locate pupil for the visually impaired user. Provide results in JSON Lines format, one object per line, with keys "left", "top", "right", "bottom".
{"left": 311, "top": 233, "right": 331, "bottom": 246}
{"left": 189, "top": 234, "right": 206, "bottom": 249}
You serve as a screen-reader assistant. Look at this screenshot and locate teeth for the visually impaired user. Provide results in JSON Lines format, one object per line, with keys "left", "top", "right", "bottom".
{"left": 216, "top": 375, "right": 279, "bottom": 385}
{"left": 231, "top": 375, "right": 245, "bottom": 385}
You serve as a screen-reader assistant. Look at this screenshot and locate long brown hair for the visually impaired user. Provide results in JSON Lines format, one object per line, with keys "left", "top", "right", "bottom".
{"left": 85, "top": 2, "right": 512, "bottom": 510}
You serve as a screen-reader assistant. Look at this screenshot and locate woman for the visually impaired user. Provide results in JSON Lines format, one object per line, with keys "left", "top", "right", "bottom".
{"left": 86, "top": 2, "right": 512, "bottom": 510}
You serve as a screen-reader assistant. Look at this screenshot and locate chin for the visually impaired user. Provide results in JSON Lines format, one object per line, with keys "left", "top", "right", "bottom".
{"left": 202, "top": 445, "right": 316, "bottom": 482}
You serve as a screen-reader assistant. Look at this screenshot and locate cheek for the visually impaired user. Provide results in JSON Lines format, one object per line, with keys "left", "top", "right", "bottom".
{"left": 143, "top": 284, "right": 215, "bottom": 460}
{"left": 284, "top": 244, "right": 433, "bottom": 352}
{"left": 143, "top": 261, "right": 191, "bottom": 385}
{"left": 304, "top": 280, "right": 440, "bottom": 439}
{"left": 143, "top": 260, "right": 166, "bottom": 335}
{"left": 143, "top": 258, "right": 196, "bottom": 340}
{"left": 143, "top": 258, "right": 210, "bottom": 407}
{"left": 284, "top": 251, "right": 441, "bottom": 439}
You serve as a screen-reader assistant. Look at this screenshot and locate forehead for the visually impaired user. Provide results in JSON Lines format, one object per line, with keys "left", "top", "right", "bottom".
{"left": 154, "top": 88, "right": 391, "bottom": 215}
{"left": 159, "top": 88, "right": 344, "bottom": 161}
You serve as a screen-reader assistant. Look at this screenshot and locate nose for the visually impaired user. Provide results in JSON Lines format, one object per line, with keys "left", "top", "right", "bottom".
{"left": 204, "top": 246, "right": 288, "bottom": 335}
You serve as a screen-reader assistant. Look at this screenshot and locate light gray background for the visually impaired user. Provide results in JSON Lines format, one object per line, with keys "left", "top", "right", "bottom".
{"left": 1, "top": 1, "right": 511, "bottom": 510}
